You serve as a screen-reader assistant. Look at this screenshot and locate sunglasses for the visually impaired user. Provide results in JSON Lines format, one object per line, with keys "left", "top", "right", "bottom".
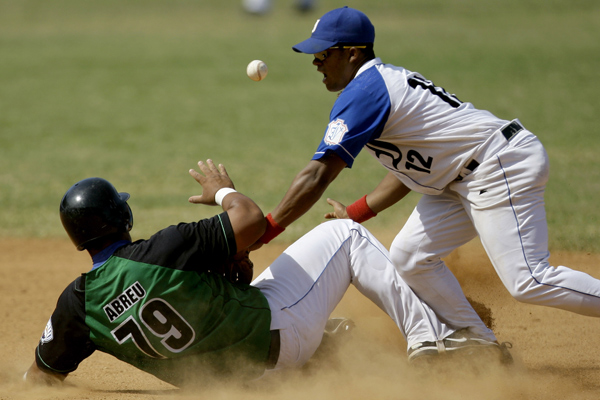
{"left": 313, "top": 45, "right": 368, "bottom": 61}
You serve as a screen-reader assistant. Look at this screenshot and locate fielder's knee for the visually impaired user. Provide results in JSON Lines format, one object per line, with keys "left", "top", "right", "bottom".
{"left": 504, "top": 276, "right": 550, "bottom": 305}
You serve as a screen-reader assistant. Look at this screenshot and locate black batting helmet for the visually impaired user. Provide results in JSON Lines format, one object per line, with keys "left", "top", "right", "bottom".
{"left": 60, "top": 177, "right": 133, "bottom": 251}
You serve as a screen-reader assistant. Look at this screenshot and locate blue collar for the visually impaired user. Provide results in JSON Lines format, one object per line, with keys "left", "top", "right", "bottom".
{"left": 91, "top": 240, "right": 130, "bottom": 270}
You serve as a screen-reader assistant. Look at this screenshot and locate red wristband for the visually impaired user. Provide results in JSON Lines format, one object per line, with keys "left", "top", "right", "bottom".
{"left": 259, "top": 213, "right": 285, "bottom": 244}
{"left": 346, "top": 195, "right": 377, "bottom": 223}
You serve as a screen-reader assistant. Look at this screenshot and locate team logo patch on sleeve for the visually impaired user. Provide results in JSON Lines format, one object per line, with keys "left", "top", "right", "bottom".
{"left": 41, "top": 318, "right": 53, "bottom": 344}
{"left": 325, "top": 119, "right": 348, "bottom": 145}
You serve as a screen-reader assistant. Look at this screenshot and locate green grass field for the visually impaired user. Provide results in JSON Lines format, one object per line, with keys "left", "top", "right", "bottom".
{"left": 1, "top": 0, "right": 598, "bottom": 251}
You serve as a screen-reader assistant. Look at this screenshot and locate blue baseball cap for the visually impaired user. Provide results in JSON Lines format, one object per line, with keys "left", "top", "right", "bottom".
{"left": 292, "top": 6, "right": 375, "bottom": 54}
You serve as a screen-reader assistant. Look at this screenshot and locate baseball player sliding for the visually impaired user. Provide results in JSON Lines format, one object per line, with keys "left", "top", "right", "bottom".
{"left": 25, "top": 160, "right": 498, "bottom": 387}
{"left": 255, "top": 6, "right": 600, "bottom": 356}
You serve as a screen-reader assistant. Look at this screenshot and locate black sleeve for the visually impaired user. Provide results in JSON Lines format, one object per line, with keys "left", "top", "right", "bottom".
{"left": 35, "top": 276, "right": 95, "bottom": 374}
{"left": 116, "top": 212, "right": 237, "bottom": 273}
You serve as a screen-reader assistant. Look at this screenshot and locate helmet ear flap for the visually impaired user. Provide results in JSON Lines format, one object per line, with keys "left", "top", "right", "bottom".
{"left": 124, "top": 203, "right": 134, "bottom": 232}
{"left": 118, "top": 192, "right": 133, "bottom": 232}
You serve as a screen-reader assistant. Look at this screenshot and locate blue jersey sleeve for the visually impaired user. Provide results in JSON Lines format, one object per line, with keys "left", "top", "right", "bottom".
{"left": 312, "top": 67, "right": 391, "bottom": 167}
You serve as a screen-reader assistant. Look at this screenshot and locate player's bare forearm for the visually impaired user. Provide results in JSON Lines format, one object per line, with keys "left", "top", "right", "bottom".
{"left": 226, "top": 195, "right": 266, "bottom": 251}
{"left": 367, "top": 171, "right": 411, "bottom": 213}
{"left": 272, "top": 176, "right": 327, "bottom": 226}
{"left": 272, "top": 155, "right": 347, "bottom": 227}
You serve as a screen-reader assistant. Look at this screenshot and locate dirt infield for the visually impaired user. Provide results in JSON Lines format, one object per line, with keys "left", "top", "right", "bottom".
{"left": 1, "top": 237, "right": 599, "bottom": 399}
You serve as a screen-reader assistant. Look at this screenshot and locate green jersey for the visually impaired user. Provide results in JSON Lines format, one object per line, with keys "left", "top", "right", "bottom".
{"left": 35, "top": 213, "right": 272, "bottom": 386}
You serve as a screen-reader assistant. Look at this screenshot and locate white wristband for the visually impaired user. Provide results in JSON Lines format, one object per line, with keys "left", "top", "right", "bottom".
{"left": 215, "top": 188, "right": 237, "bottom": 206}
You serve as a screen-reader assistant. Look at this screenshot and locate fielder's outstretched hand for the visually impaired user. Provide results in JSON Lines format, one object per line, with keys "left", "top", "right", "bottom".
{"left": 324, "top": 198, "right": 349, "bottom": 219}
{"left": 188, "top": 159, "right": 235, "bottom": 206}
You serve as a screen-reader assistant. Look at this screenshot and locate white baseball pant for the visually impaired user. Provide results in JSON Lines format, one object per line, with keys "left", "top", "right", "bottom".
{"left": 252, "top": 219, "right": 454, "bottom": 370}
{"left": 391, "top": 128, "right": 600, "bottom": 342}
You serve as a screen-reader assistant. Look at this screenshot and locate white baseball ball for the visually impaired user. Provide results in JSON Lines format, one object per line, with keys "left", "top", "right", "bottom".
{"left": 246, "top": 60, "right": 268, "bottom": 82}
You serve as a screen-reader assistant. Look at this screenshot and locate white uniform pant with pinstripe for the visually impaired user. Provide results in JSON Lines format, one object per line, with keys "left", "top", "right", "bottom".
{"left": 391, "top": 129, "right": 600, "bottom": 342}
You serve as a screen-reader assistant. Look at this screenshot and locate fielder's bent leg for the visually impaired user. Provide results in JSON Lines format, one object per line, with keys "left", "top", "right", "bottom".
{"left": 464, "top": 133, "right": 600, "bottom": 316}
{"left": 390, "top": 193, "right": 498, "bottom": 343}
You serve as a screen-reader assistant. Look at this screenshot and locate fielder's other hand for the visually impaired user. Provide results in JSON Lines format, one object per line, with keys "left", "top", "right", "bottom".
{"left": 324, "top": 198, "right": 349, "bottom": 219}
{"left": 189, "top": 159, "right": 235, "bottom": 206}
